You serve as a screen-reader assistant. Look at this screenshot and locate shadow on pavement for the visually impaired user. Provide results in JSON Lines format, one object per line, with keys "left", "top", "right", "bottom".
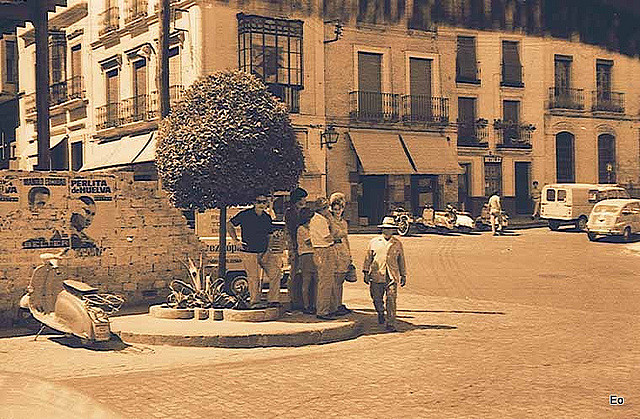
{"left": 48, "top": 334, "right": 131, "bottom": 352}
{"left": 591, "top": 235, "right": 640, "bottom": 244}
{"left": 356, "top": 308, "right": 505, "bottom": 315}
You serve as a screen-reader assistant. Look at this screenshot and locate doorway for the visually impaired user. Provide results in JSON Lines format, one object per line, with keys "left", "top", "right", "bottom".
{"left": 360, "top": 175, "right": 387, "bottom": 226}
{"left": 411, "top": 175, "right": 438, "bottom": 214}
{"left": 515, "top": 162, "right": 531, "bottom": 215}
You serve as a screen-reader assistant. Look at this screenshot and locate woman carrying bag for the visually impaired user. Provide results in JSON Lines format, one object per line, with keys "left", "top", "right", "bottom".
{"left": 328, "top": 192, "right": 356, "bottom": 316}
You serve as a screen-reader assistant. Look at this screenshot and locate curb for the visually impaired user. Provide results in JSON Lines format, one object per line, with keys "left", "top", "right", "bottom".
{"left": 116, "top": 320, "right": 359, "bottom": 348}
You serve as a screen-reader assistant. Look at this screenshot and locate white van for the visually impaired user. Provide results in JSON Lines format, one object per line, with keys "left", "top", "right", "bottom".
{"left": 540, "top": 183, "right": 630, "bottom": 231}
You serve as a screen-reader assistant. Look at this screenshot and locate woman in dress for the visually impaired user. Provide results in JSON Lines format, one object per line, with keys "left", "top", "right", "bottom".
{"left": 328, "top": 192, "right": 353, "bottom": 316}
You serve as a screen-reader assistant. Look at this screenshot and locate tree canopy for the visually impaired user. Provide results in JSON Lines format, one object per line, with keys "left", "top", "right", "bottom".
{"left": 155, "top": 70, "right": 304, "bottom": 210}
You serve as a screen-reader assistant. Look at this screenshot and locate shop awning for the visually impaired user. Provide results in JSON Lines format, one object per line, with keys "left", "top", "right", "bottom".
{"left": 399, "top": 134, "right": 463, "bottom": 175}
{"left": 347, "top": 131, "right": 415, "bottom": 174}
{"left": 81, "top": 131, "right": 155, "bottom": 171}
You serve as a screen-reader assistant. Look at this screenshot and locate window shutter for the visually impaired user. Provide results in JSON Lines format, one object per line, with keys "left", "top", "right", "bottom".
{"left": 358, "top": 52, "right": 382, "bottom": 92}
{"left": 456, "top": 36, "right": 477, "bottom": 81}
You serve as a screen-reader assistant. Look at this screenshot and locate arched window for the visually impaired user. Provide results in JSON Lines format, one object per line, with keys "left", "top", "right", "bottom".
{"left": 598, "top": 134, "right": 616, "bottom": 183}
{"left": 556, "top": 131, "right": 575, "bottom": 183}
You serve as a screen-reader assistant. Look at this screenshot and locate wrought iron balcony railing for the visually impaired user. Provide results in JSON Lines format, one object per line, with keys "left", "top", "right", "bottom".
{"left": 96, "top": 103, "right": 121, "bottom": 130}
{"left": 99, "top": 6, "right": 120, "bottom": 36}
{"left": 121, "top": 94, "right": 154, "bottom": 124}
{"left": 125, "top": 0, "right": 148, "bottom": 24}
{"left": 49, "top": 76, "right": 85, "bottom": 106}
{"left": 456, "top": 119, "right": 489, "bottom": 147}
{"left": 548, "top": 87, "right": 584, "bottom": 110}
{"left": 494, "top": 120, "right": 534, "bottom": 148}
{"left": 401, "top": 95, "right": 449, "bottom": 125}
{"left": 591, "top": 90, "right": 624, "bottom": 113}
{"left": 349, "top": 91, "right": 400, "bottom": 122}
{"left": 501, "top": 63, "right": 523, "bottom": 87}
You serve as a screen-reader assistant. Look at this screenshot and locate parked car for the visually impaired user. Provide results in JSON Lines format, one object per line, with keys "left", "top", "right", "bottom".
{"left": 540, "top": 183, "right": 629, "bottom": 231}
{"left": 586, "top": 198, "right": 640, "bottom": 242}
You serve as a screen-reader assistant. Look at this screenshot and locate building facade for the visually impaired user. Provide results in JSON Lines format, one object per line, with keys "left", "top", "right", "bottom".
{"left": 10, "top": 0, "right": 640, "bottom": 224}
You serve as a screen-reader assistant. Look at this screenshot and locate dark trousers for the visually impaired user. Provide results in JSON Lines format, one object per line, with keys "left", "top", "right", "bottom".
{"left": 369, "top": 278, "right": 398, "bottom": 327}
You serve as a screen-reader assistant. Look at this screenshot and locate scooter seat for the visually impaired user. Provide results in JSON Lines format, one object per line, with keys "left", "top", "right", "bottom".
{"left": 63, "top": 279, "right": 98, "bottom": 295}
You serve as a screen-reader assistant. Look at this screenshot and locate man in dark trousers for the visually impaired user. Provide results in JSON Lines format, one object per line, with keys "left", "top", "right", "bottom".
{"left": 228, "top": 192, "right": 282, "bottom": 309}
{"left": 284, "top": 187, "right": 308, "bottom": 311}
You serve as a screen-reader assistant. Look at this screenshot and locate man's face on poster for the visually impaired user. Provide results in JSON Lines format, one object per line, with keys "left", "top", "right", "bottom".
{"left": 71, "top": 198, "right": 96, "bottom": 231}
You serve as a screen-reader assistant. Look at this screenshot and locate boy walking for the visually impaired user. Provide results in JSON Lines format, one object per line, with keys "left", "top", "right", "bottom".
{"left": 362, "top": 217, "right": 407, "bottom": 332}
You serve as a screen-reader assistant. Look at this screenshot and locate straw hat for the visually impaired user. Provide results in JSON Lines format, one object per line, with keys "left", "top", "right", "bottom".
{"left": 377, "top": 216, "right": 398, "bottom": 229}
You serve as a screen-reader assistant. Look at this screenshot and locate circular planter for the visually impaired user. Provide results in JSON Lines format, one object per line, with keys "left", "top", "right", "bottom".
{"left": 149, "top": 305, "right": 194, "bottom": 319}
{"left": 222, "top": 307, "right": 281, "bottom": 322}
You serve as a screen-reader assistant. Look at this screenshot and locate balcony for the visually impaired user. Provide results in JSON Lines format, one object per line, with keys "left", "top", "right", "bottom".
{"left": 349, "top": 91, "right": 400, "bottom": 122}
{"left": 99, "top": 6, "right": 120, "bottom": 36}
{"left": 125, "top": 0, "right": 148, "bottom": 24}
{"left": 591, "top": 90, "right": 625, "bottom": 113}
{"left": 548, "top": 87, "right": 584, "bottom": 110}
{"left": 96, "top": 103, "right": 121, "bottom": 130}
{"left": 49, "top": 76, "right": 85, "bottom": 106}
{"left": 501, "top": 63, "right": 523, "bottom": 87}
{"left": 456, "top": 119, "right": 488, "bottom": 147}
{"left": 401, "top": 95, "right": 449, "bottom": 125}
{"left": 494, "top": 120, "right": 534, "bottom": 149}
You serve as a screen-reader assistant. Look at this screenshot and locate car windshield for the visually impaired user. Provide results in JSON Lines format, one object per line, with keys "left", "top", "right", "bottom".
{"left": 592, "top": 204, "right": 620, "bottom": 214}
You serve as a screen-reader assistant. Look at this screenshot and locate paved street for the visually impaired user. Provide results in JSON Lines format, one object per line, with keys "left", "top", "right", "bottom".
{"left": 1, "top": 227, "right": 640, "bottom": 418}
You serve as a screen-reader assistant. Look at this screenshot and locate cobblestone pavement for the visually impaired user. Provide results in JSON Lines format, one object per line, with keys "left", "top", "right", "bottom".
{"left": 1, "top": 228, "right": 639, "bottom": 418}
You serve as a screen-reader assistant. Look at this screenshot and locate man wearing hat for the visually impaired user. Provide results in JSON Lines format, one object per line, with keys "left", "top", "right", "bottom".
{"left": 362, "top": 216, "right": 407, "bottom": 331}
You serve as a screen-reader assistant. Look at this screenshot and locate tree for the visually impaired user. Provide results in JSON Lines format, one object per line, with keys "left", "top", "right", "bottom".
{"left": 156, "top": 70, "right": 304, "bottom": 278}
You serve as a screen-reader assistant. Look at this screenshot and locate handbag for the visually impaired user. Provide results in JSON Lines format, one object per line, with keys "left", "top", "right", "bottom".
{"left": 344, "top": 263, "right": 358, "bottom": 283}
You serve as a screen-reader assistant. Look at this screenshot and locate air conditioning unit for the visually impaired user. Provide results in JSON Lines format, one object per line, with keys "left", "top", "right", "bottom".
{"left": 0, "top": 36, "right": 18, "bottom": 98}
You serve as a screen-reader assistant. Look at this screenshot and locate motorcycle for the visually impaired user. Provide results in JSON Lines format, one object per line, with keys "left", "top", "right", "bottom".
{"left": 19, "top": 249, "right": 124, "bottom": 344}
{"left": 391, "top": 206, "right": 456, "bottom": 236}
{"left": 475, "top": 204, "right": 509, "bottom": 232}
{"left": 446, "top": 205, "right": 476, "bottom": 233}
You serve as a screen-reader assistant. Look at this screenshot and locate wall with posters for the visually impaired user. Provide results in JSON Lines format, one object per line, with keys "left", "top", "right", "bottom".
{"left": 0, "top": 170, "right": 202, "bottom": 327}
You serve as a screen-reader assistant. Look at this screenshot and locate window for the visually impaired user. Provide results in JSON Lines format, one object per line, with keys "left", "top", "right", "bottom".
{"left": 557, "top": 189, "right": 567, "bottom": 202}
{"left": 596, "top": 59, "right": 612, "bottom": 98}
{"left": 105, "top": 68, "right": 120, "bottom": 127}
{"left": 408, "top": 57, "right": 432, "bottom": 121}
{"left": 484, "top": 162, "right": 502, "bottom": 196}
{"left": 69, "top": 44, "right": 82, "bottom": 99}
{"left": 132, "top": 59, "right": 147, "bottom": 121}
{"left": 356, "top": 51, "right": 383, "bottom": 119}
{"left": 501, "top": 41, "right": 522, "bottom": 87}
{"left": 71, "top": 141, "right": 83, "bottom": 171}
{"left": 457, "top": 97, "right": 477, "bottom": 143}
{"left": 547, "top": 189, "right": 556, "bottom": 202}
{"left": 502, "top": 100, "right": 520, "bottom": 143}
{"left": 598, "top": 133, "right": 616, "bottom": 183}
{"left": 556, "top": 132, "right": 575, "bottom": 183}
{"left": 456, "top": 36, "right": 479, "bottom": 84}
{"left": 554, "top": 55, "right": 571, "bottom": 92}
{"left": 168, "top": 47, "right": 182, "bottom": 101}
{"left": 237, "top": 13, "right": 303, "bottom": 113}
{"left": 50, "top": 137, "right": 68, "bottom": 171}
{"left": 49, "top": 31, "right": 67, "bottom": 105}
{"left": 4, "top": 40, "right": 17, "bottom": 83}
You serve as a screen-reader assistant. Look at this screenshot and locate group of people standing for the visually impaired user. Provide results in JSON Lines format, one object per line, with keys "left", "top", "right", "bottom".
{"left": 228, "top": 187, "right": 408, "bottom": 331}
{"left": 284, "top": 188, "right": 354, "bottom": 320}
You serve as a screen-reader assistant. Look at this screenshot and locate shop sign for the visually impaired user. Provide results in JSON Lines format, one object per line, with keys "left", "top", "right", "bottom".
{"left": 484, "top": 155, "right": 502, "bottom": 164}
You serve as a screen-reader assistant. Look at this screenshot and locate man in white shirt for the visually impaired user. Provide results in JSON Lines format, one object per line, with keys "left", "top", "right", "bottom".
{"left": 488, "top": 191, "right": 502, "bottom": 236}
{"left": 309, "top": 197, "right": 337, "bottom": 320}
{"left": 362, "top": 217, "right": 407, "bottom": 331}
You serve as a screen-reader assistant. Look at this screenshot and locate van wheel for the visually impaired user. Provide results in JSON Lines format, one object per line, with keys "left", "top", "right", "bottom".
{"left": 587, "top": 232, "right": 597, "bottom": 241}
{"left": 623, "top": 227, "right": 632, "bottom": 242}
{"left": 548, "top": 220, "right": 560, "bottom": 231}
{"left": 575, "top": 216, "right": 588, "bottom": 231}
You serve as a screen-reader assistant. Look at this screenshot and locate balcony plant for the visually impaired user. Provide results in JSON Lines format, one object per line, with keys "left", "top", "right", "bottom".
{"left": 155, "top": 70, "right": 304, "bottom": 280}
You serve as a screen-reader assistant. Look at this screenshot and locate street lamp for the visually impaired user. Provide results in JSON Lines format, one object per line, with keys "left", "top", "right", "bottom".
{"left": 320, "top": 125, "right": 339, "bottom": 149}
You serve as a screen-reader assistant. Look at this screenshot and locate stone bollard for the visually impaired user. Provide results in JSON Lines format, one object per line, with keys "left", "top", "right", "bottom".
{"left": 194, "top": 308, "right": 209, "bottom": 320}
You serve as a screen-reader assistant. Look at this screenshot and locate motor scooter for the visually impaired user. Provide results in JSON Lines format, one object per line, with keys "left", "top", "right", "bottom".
{"left": 19, "top": 249, "right": 124, "bottom": 344}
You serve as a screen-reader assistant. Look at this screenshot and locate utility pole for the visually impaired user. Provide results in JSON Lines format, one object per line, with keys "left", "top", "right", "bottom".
{"left": 33, "top": 0, "right": 50, "bottom": 170}
{"left": 158, "top": 0, "right": 170, "bottom": 118}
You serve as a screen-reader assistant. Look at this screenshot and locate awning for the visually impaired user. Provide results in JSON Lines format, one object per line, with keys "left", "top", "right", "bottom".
{"left": 81, "top": 131, "right": 155, "bottom": 171}
{"left": 347, "top": 130, "right": 414, "bottom": 174}
{"left": 399, "top": 134, "right": 462, "bottom": 175}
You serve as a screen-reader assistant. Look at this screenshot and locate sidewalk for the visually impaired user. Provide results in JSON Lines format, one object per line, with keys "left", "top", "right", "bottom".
{"left": 349, "top": 215, "right": 546, "bottom": 234}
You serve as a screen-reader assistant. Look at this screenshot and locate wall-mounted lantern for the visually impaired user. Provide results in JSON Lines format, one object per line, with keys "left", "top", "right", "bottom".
{"left": 320, "top": 125, "right": 339, "bottom": 149}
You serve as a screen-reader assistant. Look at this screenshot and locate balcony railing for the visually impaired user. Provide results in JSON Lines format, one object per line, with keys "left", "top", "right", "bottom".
{"left": 49, "top": 76, "right": 85, "bottom": 106}
{"left": 456, "top": 120, "right": 488, "bottom": 147}
{"left": 349, "top": 91, "right": 400, "bottom": 122}
{"left": 121, "top": 94, "right": 154, "bottom": 124}
{"left": 401, "top": 95, "right": 449, "bottom": 125}
{"left": 591, "top": 90, "right": 625, "bottom": 113}
{"left": 96, "top": 103, "right": 121, "bottom": 130}
{"left": 501, "top": 63, "right": 523, "bottom": 87}
{"left": 99, "top": 6, "right": 120, "bottom": 36}
{"left": 125, "top": 0, "right": 148, "bottom": 24}
{"left": 494, "top": 120, "right": 534, "bottom": 149}
{"left": 548, "top": 87, "right": 584, "bottom": 110}
{"left": 267, "top": 84, "right": 299, "bottom": 114}
{"left": 169, "top": 84, "right": 185, "bottom": 102}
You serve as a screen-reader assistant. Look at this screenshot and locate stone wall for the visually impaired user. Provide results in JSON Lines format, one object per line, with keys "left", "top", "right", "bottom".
{"left": 0, "top": 170, "right": 203, "bottom": 327}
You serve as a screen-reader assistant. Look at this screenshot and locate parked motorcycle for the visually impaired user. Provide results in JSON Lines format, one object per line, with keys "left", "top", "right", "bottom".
{"left": 390, "top": 206, "right": 456, "bottom": 236}
{"left": 475, "top": 204, "right": 509, "bottom": 232}
{"left": 446, "top": 205, "right": 476, "bottom": 233}
{"left": 19, "top": 249, "right": 124, "bottom": 344}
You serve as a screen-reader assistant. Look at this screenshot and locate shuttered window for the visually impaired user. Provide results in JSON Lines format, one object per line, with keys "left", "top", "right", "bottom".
{"left": 49, "top": 31, "right": 66, "bottom": 84}
{"left": 501, "top": 41, "right": 522, "bottom": 86}
{"left": 5, "top": 40, "right": 16, "bottom": 83}
{"left": 358, "top": 52, "right": 382, "bottom": 92}
{"left": 456, "top": 36, "right": 478, "bottom": 83}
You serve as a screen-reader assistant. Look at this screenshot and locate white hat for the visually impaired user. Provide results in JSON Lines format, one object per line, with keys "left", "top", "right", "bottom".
{"left": 377, "top": 216, "right": 398, "bottom": 229}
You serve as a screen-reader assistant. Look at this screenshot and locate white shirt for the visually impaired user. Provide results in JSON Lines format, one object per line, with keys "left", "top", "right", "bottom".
{"left": 309, "top": 213, "right": 333, "bottom": 248}
{"left": 488, "top": 195, "right": 501, "bottom": 213}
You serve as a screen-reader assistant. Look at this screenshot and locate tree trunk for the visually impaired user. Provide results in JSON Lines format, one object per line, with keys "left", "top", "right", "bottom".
{"left": 218, "top": 206, "right": 227, "bottom": 279}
